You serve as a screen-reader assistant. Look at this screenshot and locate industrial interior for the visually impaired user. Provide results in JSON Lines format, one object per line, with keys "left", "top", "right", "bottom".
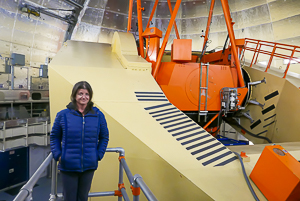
{"left": 0, "top": 0, "right": 300, "bottom": 200}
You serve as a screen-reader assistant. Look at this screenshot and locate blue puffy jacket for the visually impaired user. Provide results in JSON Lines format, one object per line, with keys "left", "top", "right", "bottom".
{"left": 50, "top": 103, "right": 109, "bottom": 172}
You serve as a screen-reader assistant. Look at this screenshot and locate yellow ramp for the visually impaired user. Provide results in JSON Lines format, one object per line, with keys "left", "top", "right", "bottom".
{"left": 49, "top": 32, "right": 266, "bottom": 200}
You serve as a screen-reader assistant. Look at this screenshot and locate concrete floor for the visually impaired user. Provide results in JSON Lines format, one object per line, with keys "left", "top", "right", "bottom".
{"left": 0, "top": 174, "right": 63, "bottom": 201}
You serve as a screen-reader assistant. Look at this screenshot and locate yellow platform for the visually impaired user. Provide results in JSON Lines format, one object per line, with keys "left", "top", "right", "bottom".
{"left": 48, "top": 32, "right": 300, "bottom": 200}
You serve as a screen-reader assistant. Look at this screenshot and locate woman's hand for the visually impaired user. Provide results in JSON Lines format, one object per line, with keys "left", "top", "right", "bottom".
{"left": 59, "top": 156, "right": 61, "bottom": 163}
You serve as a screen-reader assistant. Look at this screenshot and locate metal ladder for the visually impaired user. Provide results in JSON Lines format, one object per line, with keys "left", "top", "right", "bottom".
{"left": 198, "top": 63, "right": 209, "bottom": 122}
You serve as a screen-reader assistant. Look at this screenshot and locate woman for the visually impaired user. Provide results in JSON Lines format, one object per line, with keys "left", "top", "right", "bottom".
{"left": 50, "top": 81, "right": 109, "bottom": 201}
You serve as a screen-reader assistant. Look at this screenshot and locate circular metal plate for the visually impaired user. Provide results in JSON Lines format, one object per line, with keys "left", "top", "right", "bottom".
{"left": 273, "top": 148, "right": 285, "bottom": 156}
{"left": 185, "top": 67, "right": 218, "bottom": 107}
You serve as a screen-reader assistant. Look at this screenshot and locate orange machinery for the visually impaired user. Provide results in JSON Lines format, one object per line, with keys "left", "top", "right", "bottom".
{"left": 250, "top": 145, "right": 300, "bottom": 201}
{"left": 126, "top": 0, "right": 249, "bottom": 133}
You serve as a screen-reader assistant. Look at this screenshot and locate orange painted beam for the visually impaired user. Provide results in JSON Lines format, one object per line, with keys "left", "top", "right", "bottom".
{"left": 153, "top": 0, "right": 182, "bottom": 79}
{"left": 146, "top": 0, "right": 159, "bottom": 29}
{"left": 220, "top": 0, "right": 245, "bottom": 87}
{"left": 203, "top": 113, "right": 219, "bottom": 129}
{"left": 167, "top": 0, "right": 180, "bottom": 39}
{"left": 202, "top": 0, "right": 215, "bottom": 52}
{"left": 137, "top": 0, "right": 144, "bottom": 58}
{"left": 127, "top": 0, "right": 134, "bottom": 32}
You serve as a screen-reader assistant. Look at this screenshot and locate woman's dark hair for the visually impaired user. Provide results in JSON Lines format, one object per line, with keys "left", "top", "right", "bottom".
{"left": 71, "top": 81, "right": 94, "bottom": 113}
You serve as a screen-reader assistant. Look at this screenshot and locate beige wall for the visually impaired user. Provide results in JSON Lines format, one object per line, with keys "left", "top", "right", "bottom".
{"left": 48, "top": 39, "right": 268, "bottom": 201}
{"left": 240, "top": 66, "right": 300, "bottom": 144}
{"left": 90, "top": 109, "right": 213, "bottom": 201}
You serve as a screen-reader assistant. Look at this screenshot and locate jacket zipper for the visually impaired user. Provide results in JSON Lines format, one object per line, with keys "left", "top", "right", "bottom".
{"left": 82, "top": 116, "right": 85, "bottom": 172}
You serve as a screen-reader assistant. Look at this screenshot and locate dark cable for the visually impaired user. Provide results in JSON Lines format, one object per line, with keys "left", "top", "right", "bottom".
{"left": 144, "top": 36, "right": 150, "bottom": 59}
{"left": 222, "top": 34, "right": 229, "bottom": 54}
{"left": 199, "top": 39, "right": 208, "bottom": 62}
{"left": 233, "top": 152, "right": 260, "bottom": 201}
{"left": 223, "top": 117, "right": 272, "bottom": 143}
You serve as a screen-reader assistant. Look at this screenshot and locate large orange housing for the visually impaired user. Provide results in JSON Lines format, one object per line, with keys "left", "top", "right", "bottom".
{"left": 250, "top": 145, "right": 300, "bottom": 201}
{"left": 171, "top": 39, "right": 192, "bottom": 62}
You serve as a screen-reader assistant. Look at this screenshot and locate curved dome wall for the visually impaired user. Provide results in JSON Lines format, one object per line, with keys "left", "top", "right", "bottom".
{"left": 73, "top": 0, "right": 300, "bottom": 48}
{"left": 0, "top": 0, "right": 69, "bottom": 67}
{"left": 71, "top": 0, "right": 300, "bottom": 73}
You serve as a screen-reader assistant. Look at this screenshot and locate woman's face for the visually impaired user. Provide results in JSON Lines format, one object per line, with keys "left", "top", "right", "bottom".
{"left": 76, "top": 89, "right": 90, "bottom": 106}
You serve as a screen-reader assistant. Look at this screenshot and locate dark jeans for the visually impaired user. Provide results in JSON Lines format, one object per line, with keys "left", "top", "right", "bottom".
{"left": 61, "top": 169, "right": 95, "bottom": 201}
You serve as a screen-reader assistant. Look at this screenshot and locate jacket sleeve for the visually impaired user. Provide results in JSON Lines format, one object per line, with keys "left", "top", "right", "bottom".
{"left": 50, "top": 111, "right": 63, "bottom": 161}
{"left": 97, "top": 112, "right": 109, "bottom": 161}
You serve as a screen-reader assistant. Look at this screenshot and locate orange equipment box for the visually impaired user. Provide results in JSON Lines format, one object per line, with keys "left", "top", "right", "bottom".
{"left": 171, "top": 39, "right": 192, "bottom": 62}
{"left": 250, "top": 145, "right": 300, "bottom": 201}
{"left": 142, "top": 27, "right": 162, "bottom": 38}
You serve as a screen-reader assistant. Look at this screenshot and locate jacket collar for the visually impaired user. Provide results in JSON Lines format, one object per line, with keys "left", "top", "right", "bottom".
{"left": 66, "top": 102, "right": 97, "bottom": 116}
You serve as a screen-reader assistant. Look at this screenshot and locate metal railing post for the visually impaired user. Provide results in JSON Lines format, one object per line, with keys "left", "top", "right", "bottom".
{"left": 45, "top": 121, "right": 48, "bottom": 145}
{"left": 240, "top": 39, "right": 247, "bottom": 62}
{"left": 119, "top": 158, "right": 134, "bottom": 201}
{"left": 265, "top": 44, "right": 277, "bottom": 72}
{"left": 25, "top": 119, "right": 28, "bottom": 147}
{"left": 283, "top": 47, "right": 296, "bottom": 78}
{"left": 132, "top": 180, "right": 140, "bottom": 201}
{"left": 14, "top": 153, "right": 53, "bottom": 201}
{"left": 250, "top": 40, "right": 260, "bottom": 67}
{"left": 118, "top": 154, "right": 124, "bottom": 201}
{"left": 120, "top": 158, "right": 134, "bottom": 184}
{"left": 134, "top": 174, "right": 158, "bottom": 201}
{"left": 3, "top": 122, "right": 6, "bottom": 151}
{"left": 253, "top": 43, "right": 262, "bottom": 65}
{"left": 121, "top": 188, "right": 130, "bottom": 201}
{"left": 49, "top": 159, "right": 57, "bottom": 201}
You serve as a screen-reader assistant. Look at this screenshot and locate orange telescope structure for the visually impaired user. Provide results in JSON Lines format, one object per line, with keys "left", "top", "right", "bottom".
{"left": 126, "top": 0, "right": 249, "bottom": 133}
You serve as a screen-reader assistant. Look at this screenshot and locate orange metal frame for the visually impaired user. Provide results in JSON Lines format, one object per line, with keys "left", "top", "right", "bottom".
{"left": 242, "top": 38, "right": 300, "bottom": 78}
{"left": 127, "top": 0, "right": 133, "bottom": 33}
{"left": 127, "top": 0, "right": 245, "bottom": 85}
{"left": 202, "top": 0, "right": 215, "bottom": 52}
{"left": 126, "top": 0, "right": 248, "bottom": 133}
{"left": 152, "top": 0, "right": 182, "bottom": 79}
{"left": 201, "top": 0, "right": 245, "bottom": 87}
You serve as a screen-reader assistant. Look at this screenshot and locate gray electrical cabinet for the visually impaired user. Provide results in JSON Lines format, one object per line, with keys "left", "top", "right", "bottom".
{"left": 11, "top": 53, "right": 25, "bottom": 66}
{"left": 0, "top": 147, "right": 29, "bottom": 191}
{"left": 39, "top": 65, "right": 48, "bottom": 78}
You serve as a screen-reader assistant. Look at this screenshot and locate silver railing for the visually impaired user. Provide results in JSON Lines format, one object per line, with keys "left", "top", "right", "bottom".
{"left": 13, "top": 147, "right": 158, "bottom": 201}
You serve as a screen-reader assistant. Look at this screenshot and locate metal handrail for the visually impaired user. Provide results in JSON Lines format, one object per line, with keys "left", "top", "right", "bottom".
{"left": 14, "top": 153, "right": 53, "bottom": 201}
{"left": 242, "top": 38, "right": 300, "bottom": 78}
{"left": 13, "top": 147, "right": 158, "bottom": 201}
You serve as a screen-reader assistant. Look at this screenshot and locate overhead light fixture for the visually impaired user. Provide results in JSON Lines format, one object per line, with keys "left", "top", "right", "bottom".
{"left": 283, "top": 58, "right": 300, "bottom": 65}
{"left": 258, "top": 61, "right": 268, "bottom": 66}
